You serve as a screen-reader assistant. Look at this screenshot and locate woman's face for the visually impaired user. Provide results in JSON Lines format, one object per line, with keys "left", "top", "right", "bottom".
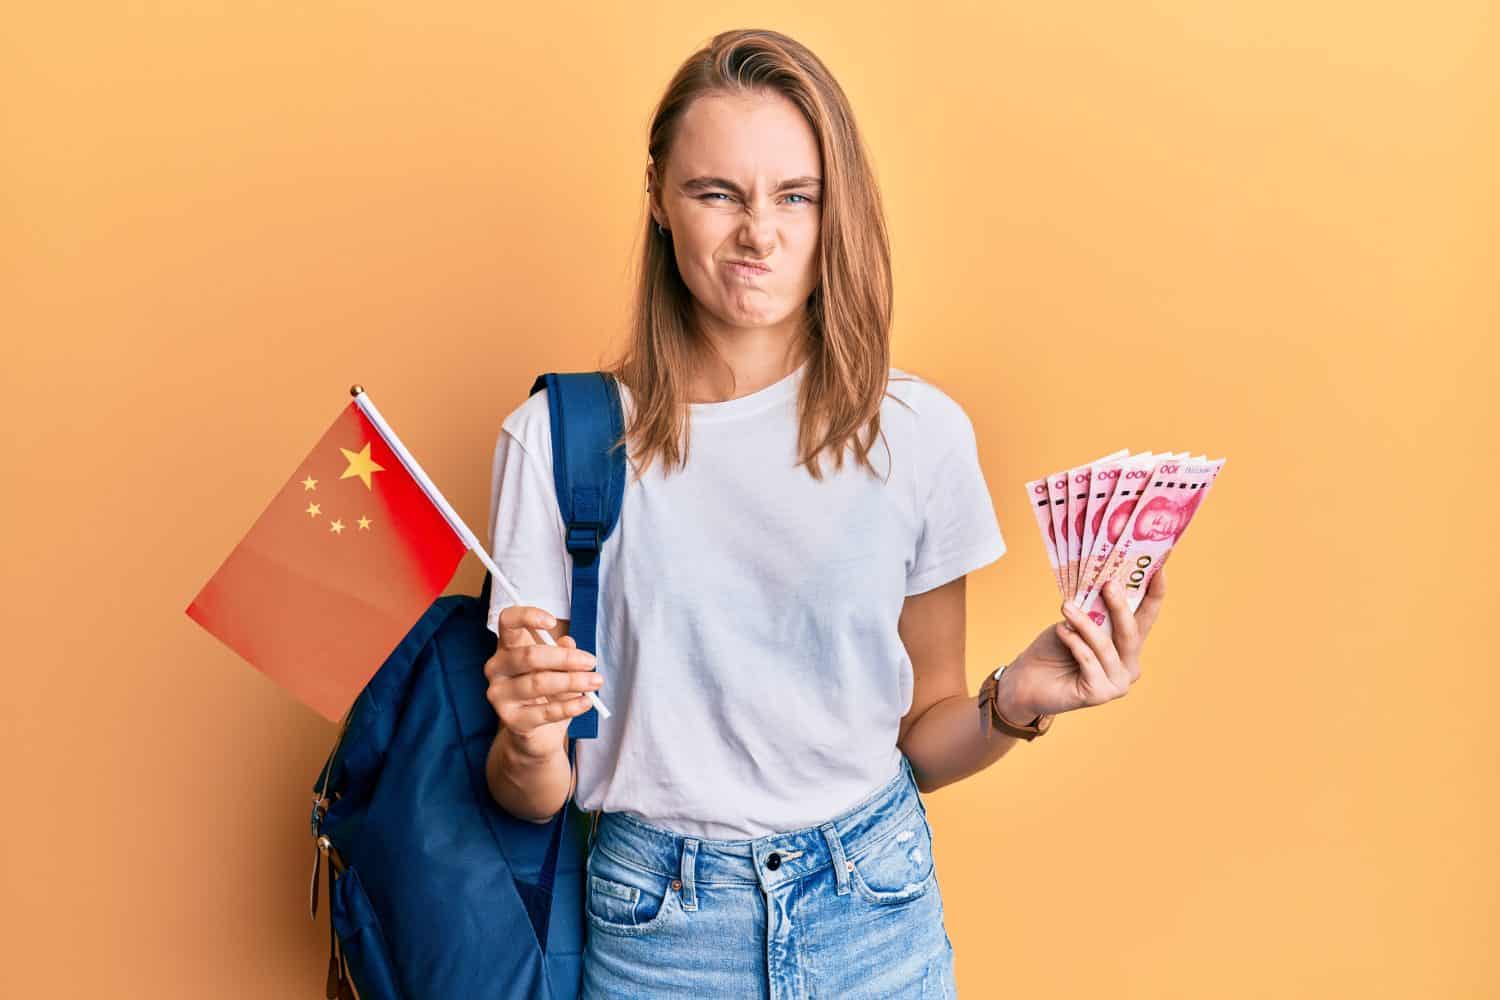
{"left": 648, "top": 90, "right": 823, "bottom": 340}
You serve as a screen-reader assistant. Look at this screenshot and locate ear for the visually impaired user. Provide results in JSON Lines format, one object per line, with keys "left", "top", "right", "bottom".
{"left": 645, "top": 162, "right": 664, "bottom": 227}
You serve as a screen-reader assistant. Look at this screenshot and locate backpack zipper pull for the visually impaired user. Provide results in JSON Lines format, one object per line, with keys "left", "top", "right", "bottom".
{"left": 338, "top": 947, "right": 356, "bottom": 1000}
{"left": 320, "top": 835, "right": 348, "bottom": 999}
{"left": 319, "top": 835, "right": 356, "bottom": 999}
{"left": 324, "top": 904, "right": 341, "bottom": 999}
{"left": 309, "top": 837, "right": 325, "bottom": 920}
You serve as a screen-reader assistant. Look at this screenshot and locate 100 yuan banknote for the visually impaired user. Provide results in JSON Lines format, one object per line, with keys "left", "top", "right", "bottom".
{"left": 1074, "top": 456, "right": 1225, "bottom": 631}
{"left": 1065, "top": 450, "right": 1128, "bottom": 599}
{"left": 1024, "top": 475, "right": 1065, "bottom": 594}
{"left": 1026, "top": 450, "right": 1126, "bottom": 600}
{"left": 1074, "top": 451, "right": 1184, "bottom": 601}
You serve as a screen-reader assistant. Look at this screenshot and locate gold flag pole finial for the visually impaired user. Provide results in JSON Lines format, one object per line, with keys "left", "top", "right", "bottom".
{"left": 349, "top": 384, "right": 365, "bottom": 398}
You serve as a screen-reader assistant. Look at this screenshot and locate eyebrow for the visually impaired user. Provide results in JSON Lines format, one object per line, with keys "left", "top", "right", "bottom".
{"left": 681, "top": 175, "right": 823, "bottom": 195}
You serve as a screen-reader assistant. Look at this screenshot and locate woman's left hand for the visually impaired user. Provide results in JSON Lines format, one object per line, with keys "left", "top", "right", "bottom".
{"left": 998, "top": 559, "right": 1171, "bottom": 720}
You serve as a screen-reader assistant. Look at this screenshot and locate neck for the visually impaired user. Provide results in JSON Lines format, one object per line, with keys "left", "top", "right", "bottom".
{"left": 686, "top": 309, "right": 810, "bottom": 404}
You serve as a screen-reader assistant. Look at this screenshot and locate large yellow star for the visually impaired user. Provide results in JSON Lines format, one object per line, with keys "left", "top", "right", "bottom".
{"left": 339, "top": 442, "right": 386, "bottom": 490}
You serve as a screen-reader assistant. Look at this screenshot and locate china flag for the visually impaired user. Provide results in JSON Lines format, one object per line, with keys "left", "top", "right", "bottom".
{"left": 185, "top": 394, "right": 469, "bottom": 721}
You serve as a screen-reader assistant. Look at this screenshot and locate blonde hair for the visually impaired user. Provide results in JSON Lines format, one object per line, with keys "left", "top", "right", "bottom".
{"left": 602, "top": 28, "right": 913, "bottom": 483}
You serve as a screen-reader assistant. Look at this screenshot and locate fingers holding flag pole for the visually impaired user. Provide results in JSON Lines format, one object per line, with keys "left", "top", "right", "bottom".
{"left": 349, "top": 384, "right": 611, "bottom": 718}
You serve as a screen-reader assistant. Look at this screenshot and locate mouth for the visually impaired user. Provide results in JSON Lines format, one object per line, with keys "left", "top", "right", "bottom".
{"left": 724, "top": 259, "right": 772, "bottom": 277}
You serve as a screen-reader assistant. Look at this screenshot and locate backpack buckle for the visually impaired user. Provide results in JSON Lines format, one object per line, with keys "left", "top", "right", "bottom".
{"left": 566, "top": 522, "right": 603, "bottom": 564}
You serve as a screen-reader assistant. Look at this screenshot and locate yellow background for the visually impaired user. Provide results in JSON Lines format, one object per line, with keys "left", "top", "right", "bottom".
{"left": 4, "top": 3, "right": 1495, "bottom": 997}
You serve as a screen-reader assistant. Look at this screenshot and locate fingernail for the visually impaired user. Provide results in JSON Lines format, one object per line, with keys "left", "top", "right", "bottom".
{"left": 543, "top": 614, "right": 557, "bottom": 627}
{"left": 588, "top": 675, "right": 603, "bottom": 687}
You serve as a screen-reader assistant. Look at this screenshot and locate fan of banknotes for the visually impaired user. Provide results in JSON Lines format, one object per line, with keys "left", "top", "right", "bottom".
{"left": 1026, "top": 451, "right": 1225, "bottom": 632}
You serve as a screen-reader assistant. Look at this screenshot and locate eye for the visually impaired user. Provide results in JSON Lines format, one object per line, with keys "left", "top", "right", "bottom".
{"left": 785, "top": 194, "right": 814, "bottom": 205}
{"left": 698, "top": 193, "right": 732, "bottom": 202}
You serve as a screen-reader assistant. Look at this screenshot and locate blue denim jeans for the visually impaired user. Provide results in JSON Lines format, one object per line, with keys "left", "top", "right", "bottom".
{"left": 581, "top": 752, "right": 957, "bottom": 998}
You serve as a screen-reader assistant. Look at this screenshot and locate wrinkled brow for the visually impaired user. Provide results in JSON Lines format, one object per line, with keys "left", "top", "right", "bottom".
{"left": 681, "top": 175, "right": 823, "bottom": 195}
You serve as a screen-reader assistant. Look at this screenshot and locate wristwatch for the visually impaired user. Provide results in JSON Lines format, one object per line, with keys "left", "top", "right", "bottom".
{"left": 978, "top": 663, "right": 1054, "bottom": 741}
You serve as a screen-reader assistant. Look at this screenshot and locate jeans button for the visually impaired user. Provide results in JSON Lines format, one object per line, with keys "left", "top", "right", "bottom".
{"left": 766, "top": 852, "right": 782, "bottom": 870}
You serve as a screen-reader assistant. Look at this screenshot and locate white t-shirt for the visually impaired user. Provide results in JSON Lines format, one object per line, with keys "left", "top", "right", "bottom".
{"left": 485, "top": 361, "right": 1006, "bottom": 839}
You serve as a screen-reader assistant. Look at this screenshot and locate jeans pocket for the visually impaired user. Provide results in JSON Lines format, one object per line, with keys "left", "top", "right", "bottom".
{"left": 846, "top": 805, "right": 937, "bottom": 905}
{"left": 585, "top": 843, "right": 681, "bottom": 936}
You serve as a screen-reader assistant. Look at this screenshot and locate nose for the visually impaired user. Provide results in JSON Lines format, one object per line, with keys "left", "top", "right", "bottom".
{"left": 736, "top": 207, "right": 777, "bottom": 257}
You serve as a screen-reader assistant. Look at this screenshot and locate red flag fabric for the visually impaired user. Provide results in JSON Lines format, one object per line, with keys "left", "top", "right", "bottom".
{"left": 185, "top": 398, "right": 468, "bottom": 721}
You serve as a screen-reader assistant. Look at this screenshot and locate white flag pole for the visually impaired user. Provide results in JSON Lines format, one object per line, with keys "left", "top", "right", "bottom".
{"left": 349, "top": 385, "right": 610, "bottom": 718}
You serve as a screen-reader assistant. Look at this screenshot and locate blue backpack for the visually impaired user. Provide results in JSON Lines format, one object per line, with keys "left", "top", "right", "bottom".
{"left": 309, "top": 371, "right": 626, "bottom": 999}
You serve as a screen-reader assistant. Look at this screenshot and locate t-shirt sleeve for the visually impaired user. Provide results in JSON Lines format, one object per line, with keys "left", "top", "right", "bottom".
{"left": 485, "top": 424, "right": 573, "bottom": 634}
{"left": 905, "top": 399, "right": 1007, "bottom": 597}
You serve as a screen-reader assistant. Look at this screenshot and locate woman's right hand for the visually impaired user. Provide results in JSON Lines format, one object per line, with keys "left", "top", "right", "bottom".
{"left": 484, "top": 605, "right": 603, "bottom": 760}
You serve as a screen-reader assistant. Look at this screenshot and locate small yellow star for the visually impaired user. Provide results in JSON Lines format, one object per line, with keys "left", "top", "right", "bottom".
{"left": 339, "top": 442, "right": 386, "bottom": 490}
{"left": 305, "top": 502, "right": 321, "bottom": 517}
{"left": 357, "top": 515, "right": 372, "bottom": 530}
{"left": 329, "top": 519, "right": 345, "bottom": 534}
{"left": 301, "top": 476, "right": 318, "bottom": 491}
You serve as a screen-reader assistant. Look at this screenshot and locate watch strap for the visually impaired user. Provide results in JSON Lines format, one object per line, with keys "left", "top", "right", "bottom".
{"left": 978, "top": 665, "right": 1054, "bottom": 741}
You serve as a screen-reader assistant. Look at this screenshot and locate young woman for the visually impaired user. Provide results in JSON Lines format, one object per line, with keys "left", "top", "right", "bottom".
{"left": 481, "top": 28, "right": 1169, "bottom": 998}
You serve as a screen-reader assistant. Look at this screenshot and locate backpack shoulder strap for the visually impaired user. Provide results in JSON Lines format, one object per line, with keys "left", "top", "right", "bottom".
{"left": 479, "top": 371, "right": 624, "bottom": 740}
{"left": 474, "top": 373, "right": 622, "bottom": 965}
